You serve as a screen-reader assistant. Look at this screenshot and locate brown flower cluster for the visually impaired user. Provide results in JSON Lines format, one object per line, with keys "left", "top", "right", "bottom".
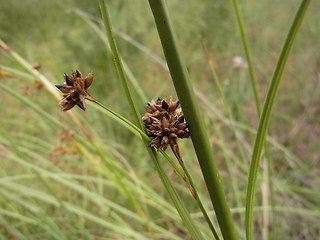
{"left": 56, "top": 70, "right": 94, "bottom": 111}
{"left": 142, "top": 97, "right": 190, "bottom": 153}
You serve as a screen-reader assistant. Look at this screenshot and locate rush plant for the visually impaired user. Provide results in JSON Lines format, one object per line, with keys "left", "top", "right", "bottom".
{"left": 0, "top": 0, "right": 314, "bottom": 239}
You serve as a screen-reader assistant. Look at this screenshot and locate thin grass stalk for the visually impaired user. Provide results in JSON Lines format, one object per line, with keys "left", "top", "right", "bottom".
{"left": 245, "top": 1, "right": 312, "bottom": 239}
{"left": 148, "top": 1, "right": 237, "bottom": 239}
{"left": 98, "top": 1, "right": 204, "bottom": 239}
{"left": 171, "top": 148, "right": 220, "bottom": 240}
{"left": 267, "top": 152, "right": 276, "bottom": 239}
{"left": 229, "top": 2, "right": 275, "bottom": 237}
{"left": 212, "top": 124, "right": 244, "bottom": 219}
{"left": 231, "top": 0, "right": 261, "bottom": 116}
{"left": 98, "top": 0, "right": 143, "bottom": 129}
{"left": 261, "top": 158, "right": 269, "bottom": 240}
{"left": 202, "top": 44, "right": 248, "bottom": 167}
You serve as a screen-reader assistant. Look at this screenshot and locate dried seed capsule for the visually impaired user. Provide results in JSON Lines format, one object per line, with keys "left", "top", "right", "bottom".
{"left": 142, "top": 96, "right": 190, "bottom": 153}
{"left": 56, "top": 70, "right": 94, "bottom": 111}
{"left": 178, "top": 123, "right": 187, "bottom": 130}
{"left": 168, "top": 100, "right": 179, "bottom": 112}
{"left": 142, "top": 115, "right": 152, "bottom": 124}
{"left": 161, "top": 100, "right": 169, "bottom": 110}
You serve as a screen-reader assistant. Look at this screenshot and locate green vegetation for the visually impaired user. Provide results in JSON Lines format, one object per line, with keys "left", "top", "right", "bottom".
{"left": 0, "top": 0, "right": 319, "bottom": 239}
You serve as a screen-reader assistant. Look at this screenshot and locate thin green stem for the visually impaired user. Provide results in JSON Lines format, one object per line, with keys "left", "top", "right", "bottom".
{"left": 159, "top": 150, "right": 185, "bottom": 179}
{"left": 203, "top": 44, "right": 248, "bottom": 167}
{"left": 98, "top": 0, "right": 143, "bottom": 129}
{"left": 171, "top": 148, "right": 220, "bottom": 240}
{"left": 148, "top": 1, "right": 238, "bottom": 239}
{"left": 229, "top": 2, "right": 275, "bottom": 236}
{"left": 94, "top": 101, "right": 148, "bottom": 140}
{"left": 231, "top": 0, "right": 261, "bottom": 116}
{"left": 212, "top": 123, "right": 244, "bottom": 224}
{"left": 245, "top": 1, "right": 312, "bottom": 239}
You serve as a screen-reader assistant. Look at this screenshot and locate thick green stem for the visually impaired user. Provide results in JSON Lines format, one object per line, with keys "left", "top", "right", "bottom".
{"left": 148, "top": 1, "right": 238, "bottom": 239}
{"left": 245, "top": 1, "right": 312, "bottom": 239}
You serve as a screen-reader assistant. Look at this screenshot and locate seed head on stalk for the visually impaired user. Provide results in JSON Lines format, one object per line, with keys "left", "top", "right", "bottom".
{"left": 55, "top": 70, "right": 95, "bottom": 111}
{"left": 142, "top": 97, "right": 189, "bottom": 158}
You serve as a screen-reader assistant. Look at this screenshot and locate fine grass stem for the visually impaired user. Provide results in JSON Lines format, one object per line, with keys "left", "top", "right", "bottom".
{"left": 171, "top": 148, "right": 220, "bottom": 240}
{"left": 229, "top": 2, "right": 275, "bottom": 237}
{"left": 230, "top": 0, "right": 261, "bottom": 116}
{"left": 245, "top": 1, "right": 312, "bottom": 239}
{"left": 202, "top": 43, "right": 248, "bottom": 168}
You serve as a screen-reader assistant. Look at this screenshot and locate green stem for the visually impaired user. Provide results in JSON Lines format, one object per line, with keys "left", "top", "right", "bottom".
{"left": 98, "top": 0, "right": 143, "bottom": 129}
{"left": 172, "top": 148, "right": 220, "bottom": 240}
{"left": 148, "top": 1, "right": 238, "bottom": 239}
{"left": 245, "top": 1, "right": 312, "bottom": 239}
{"left": 203, "top": 45, "right": 248, "bottom": 167}
{"left": 231, "top": 0, "right": 261, "bottom": 116}
{"left": 94, "top": 101, "right": 148, "bottom": 139}
{"left": 229, "top": 3, "right": 275, "bottom": 236}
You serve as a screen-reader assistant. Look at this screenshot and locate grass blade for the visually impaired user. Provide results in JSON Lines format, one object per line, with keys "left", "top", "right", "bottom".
{"left": 245, "top": 1, "right": 312, "bottom": 239}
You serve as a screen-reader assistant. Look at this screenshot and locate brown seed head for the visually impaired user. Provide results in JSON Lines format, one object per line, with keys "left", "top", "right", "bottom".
{"left": 56, "top": 70, "right": 94, "bottom": 111}
{"left": 143, "top": 97, "right": 189, "bottom": 152}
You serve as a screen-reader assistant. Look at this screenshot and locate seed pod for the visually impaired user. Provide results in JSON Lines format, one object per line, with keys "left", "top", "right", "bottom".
{"left": 142, "top": 96, "right": 190, "bottom": 153}
{"left": 56, "top": 70, "right": 94, "bottom": 111}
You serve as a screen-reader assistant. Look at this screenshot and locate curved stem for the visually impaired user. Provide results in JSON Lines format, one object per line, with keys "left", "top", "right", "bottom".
{"left": 245, "top": 1, "right": 312, "bottom": 239}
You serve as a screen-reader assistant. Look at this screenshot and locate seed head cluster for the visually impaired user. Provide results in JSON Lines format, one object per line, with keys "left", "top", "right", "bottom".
{"left": 56, "top": 70, "right": 94, "bottom": 111}
{"left": 142, "top": 97, "right": 190, "bottom": 152}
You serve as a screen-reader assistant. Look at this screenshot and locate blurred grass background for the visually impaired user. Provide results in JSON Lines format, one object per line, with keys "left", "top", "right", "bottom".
{"left": 0, "top": 0, "right": 319, "bottom": 239}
